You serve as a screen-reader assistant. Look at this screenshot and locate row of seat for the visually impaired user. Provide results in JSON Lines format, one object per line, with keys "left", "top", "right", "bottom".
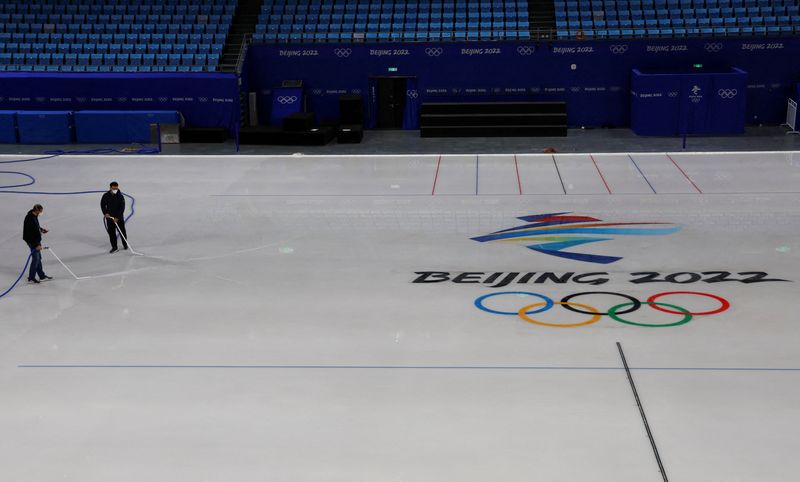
{"left": 253, "top": 30, "right": 531, "bottom": 43}
{"left": 0, "top": 23, "right": 231, "bottom": 34}
{"left": 0, "top": 33, "right": 225, "bottom": 50}
{"left": 0, "top": 1, "right": 236, "bottom": 14}
{"left": 580, "top": 0, "right": 785, "bottom": 6}
{"left": 558, "top": 0, "right": 779, "bottom": 7}
{"left": 0, "top": 64, "right": 213, "bottom": 72}
{"left": 558, "top": 5, "right": 800, "bottom": 17}
{"left": 0, "top": 52, "right": 220, "bottom": 67}
{"left": 562, "top": 14, "right": 800, "bottom": 25}
{"left": 257, "top": 20, "right": 530, "bottom": 33}
{"left": 0, "top": 13, "right": 233, "bottom": 24}
{"left": 0, "top": 33, "right": 227, "bottom": 45}
{"left": 263, "top": 2, "right": 528, "bottom": 14}
{"left": 262, "top": 10, "right": 525, "bottom": 21}
{"left": 556, "top": 25, "right": 796, "bottom": 37}
{"left": 558, "top": 17, "right": 800, "bottom": 31}
{"left": 263, "top": 0, "right": 523, "bottom": 4}
{"left": 260, "top": 13, "right": 525, "bottom": 27}
{"left": 2, "top": 43, "right": 224, "bottom": 55}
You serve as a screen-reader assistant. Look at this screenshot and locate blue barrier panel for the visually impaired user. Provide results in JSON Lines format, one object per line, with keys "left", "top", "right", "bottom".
{"left": 0, "top": 111, "right": 17, "bottom": 143}
{"left": 270, "top": 87, "right": 303, "bottom": 125}
{"left": 0, "top": 72, "right": 239, "bottom": 133}
{"left": 17, "top": 111, "right": 72, "bottom": 144}
{"left": 245, "top": 38, "right": 800, "bottom": 128}
{"left": 709, "top": 70, "right": 747, "bottom": 135}
{"left": 630, "top": 72, "right": 682, "bottom": 136}
{"left": 631, "top": 67, "right": 746, "bottom": 136}
{"left": 74, "top": 110, "right": 180, "bottom": 143}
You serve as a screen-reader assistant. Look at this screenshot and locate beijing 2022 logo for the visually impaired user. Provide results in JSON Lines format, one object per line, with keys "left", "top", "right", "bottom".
{"left": 471, "top": 212, "right": 680, "bottom": 264}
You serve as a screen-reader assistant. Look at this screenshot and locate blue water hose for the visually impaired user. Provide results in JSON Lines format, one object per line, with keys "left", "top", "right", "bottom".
{"left": 0, "top": 252, "right": 31, "bottom": 299}
{"left": 0, "top": 171, "right": 35, "bottom": 188}
{"left": 0, "top": 148, "right": 151, "bottom": 301}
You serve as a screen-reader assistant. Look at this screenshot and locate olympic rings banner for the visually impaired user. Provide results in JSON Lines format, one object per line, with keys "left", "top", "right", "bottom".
{"left": 246, "top": 36, "right": 800, "bottom": 129}
{"left": 474, "top": 291, "right": 730, "bottom": 328}
{"left": 269, "top": 87, "right": 303, "bottom": 125}
{"left": 0, "top": 72, "right": 240, "bottom": 131}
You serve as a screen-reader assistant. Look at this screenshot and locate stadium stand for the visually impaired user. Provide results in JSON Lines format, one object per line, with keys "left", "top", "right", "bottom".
{"left": 250, "top": 0, "right": 800, "bottom": 43}
{"left": 554, "top": 0, "right": 800, "bottom": 39}
{"left": 0, "top": 0, "right": 233, "bottom": 72}
{"left": 253, "top": 0, "right": 532, "bottom": 43}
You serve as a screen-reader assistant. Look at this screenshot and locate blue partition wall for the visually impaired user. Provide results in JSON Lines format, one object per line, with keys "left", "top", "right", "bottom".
{"left": 631, "top": 67, "right": 747, "bottom": 136}
{"left": 0, "top": 111, "right": 16, "bottom": 142}
{"left": 0, "top": 72, "right": 240, "bottom": 132}
{"left": 17, "top": 111, "right": 72, "bottom": 144}
{"left": 74, "top": 111, "right": 181, "bottom": 143}
{"left": 246, "top": 37, "right": 800, "bottom": 128}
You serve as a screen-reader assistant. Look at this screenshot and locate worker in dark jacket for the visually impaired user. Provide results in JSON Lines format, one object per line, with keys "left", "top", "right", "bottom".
{"left": 22, "top": 204, "right": 51, "bottom": 284}
{"left": 101, "top": 181, "right": 128, "bottom": 253}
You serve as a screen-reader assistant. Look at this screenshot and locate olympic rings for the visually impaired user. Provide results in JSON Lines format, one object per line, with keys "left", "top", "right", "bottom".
{"left": 474, "top": 291, "right": 729, "bottom": 328}
{"left": 474, "top": 291, "right": 553, "bottom": 315}
{"left": 518, "top": 301, "right": 601, "bottom": 327}
{"left": 646, "top": 291, "right": 730, "bottom": 316}
{"left": 560, "top": 291, "right": 641, "bottom": 316}
{"left": 608, "top": 302, "right": 692, "bottom": 328}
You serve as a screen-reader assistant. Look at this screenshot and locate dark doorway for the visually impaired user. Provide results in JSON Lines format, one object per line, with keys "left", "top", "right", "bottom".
{"left": 376, "top": 77, "right": 407, "bottom": 129}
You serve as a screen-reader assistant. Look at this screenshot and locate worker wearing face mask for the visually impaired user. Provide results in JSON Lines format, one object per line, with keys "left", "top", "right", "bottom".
{"left": 101, "top": 181, "right": 128, "bottom": 253}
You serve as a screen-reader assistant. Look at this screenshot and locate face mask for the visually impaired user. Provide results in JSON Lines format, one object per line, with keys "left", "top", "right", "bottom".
{"left": 111, "top": 189, "right": 118, "bottom": 194}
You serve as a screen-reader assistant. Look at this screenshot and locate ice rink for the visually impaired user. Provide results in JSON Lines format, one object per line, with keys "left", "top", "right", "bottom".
{"left": 2, "top": 151, "right": 800, "bottom": 481}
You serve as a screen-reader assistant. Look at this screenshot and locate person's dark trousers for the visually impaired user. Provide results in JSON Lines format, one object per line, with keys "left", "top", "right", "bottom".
{"left": 106, "top": 218, "right": 128, "bottom": 250}
{"left": 28, "top": 247, "right": 45, "bottom": 281}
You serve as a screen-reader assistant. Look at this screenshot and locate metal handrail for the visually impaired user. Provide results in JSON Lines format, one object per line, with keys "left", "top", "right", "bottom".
{"left": 235, "top": 33, "right": 251, "bottom": 74}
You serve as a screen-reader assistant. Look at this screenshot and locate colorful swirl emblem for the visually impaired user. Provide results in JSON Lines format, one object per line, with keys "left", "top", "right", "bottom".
{"left": 471, "top": 212, "right": 681, "bottom": 264}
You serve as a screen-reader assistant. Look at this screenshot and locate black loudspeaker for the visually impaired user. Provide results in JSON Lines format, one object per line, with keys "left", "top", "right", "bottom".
{"left": 339, "top": 95, "right": 364, "bottom": 124}
{"left": 283, "top": 112, "right": 315, "bottom": 132}
{"left": 337, "top": 124, "right": 363, "bottom": 144}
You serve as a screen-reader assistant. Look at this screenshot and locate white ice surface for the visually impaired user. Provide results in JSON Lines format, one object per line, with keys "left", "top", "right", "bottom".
{"left": 1, "top": 152, "right": 800, "bottom": 481}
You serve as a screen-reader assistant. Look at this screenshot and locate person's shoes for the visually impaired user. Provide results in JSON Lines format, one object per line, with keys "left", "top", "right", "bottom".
{"left": 41, "top": 275, "right": 53, "bottom": 281}
{"left": 28, "top": 278, "right": 39, "bottom": 284}
{"left": 109, "top": 248, "right": 118, "bottom": 254}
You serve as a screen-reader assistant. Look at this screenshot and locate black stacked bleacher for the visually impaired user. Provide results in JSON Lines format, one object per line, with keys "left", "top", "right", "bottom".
{"left": 420, "top": 102, "right": 568, "bottom": 137}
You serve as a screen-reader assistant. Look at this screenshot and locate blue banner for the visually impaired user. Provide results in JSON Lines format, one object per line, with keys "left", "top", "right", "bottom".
{"left": 270, "top": 87, "right": 303, "bottom": 125}
{"left": 0, "top": 72, "right": 240, "bottom": 132}
{"left": 246, "top": 38, "right": 800, "bottom": 129}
